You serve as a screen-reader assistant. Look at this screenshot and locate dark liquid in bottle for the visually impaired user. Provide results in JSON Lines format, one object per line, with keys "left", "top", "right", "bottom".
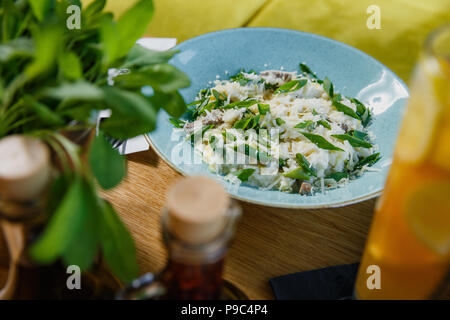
{"left": 161, "top": 258, "right": 224, "bottom": 300}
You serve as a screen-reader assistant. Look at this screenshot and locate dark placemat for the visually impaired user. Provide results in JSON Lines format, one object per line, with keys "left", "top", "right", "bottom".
{"left": 270, "top": 263, "right": 359, "bottom": 300}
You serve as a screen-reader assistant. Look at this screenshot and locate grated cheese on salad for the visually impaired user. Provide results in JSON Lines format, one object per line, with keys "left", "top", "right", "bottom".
{"left": 170, "top": 64, "right": 381, "bottom": 195}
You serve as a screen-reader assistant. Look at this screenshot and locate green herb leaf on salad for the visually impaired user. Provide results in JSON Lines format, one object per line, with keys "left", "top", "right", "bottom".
{"left": 283, "top": 167, "right": 311, "bottom": 180}
{"left": 279, "top": 158, "right": 288, "bottom": 169}
{"left": 299, "top": 63, "right": 317, "bottom": 79}
{"left": 294, "top": 120, "right": 315, "bottom": 130}
{"left": 350, "top": 98, "right": 371, "bottom": 126}
{"left": 316, "top": 119, "right": 331, "bottom": 129}
{"left": 332, "top": 134, "right": 373, "bottom": 148}
{"left": 230, "top": 70, "right": 251, "bottom": 86}
{"left": 295, "top": 153, "right": 317, "bottom": 177}
{"left": 258, "top": 103, "right": 270, "bottom": 115}
{"left": 234, "top": 117, "right": 253, "bottom": 130}
{"left": 224, "top": 99, "right": 258, "bottom": 109}
{"left": 233, "top": 168, "right": 256, "bottom": 182}
{"left": 275, "top": 118, "right": 285, "bottom": 126}
{"left": 325, "top": 172, "right": 349, "bottom": 182}
{"left": 323, "top": 77, "right": 334, "bottom": 98}
{"left": 332, "top": 99, "right": 361, "bottom": 120}
{"left": 274, "top": 79, "right": 307, "bottom": 94}
{"left": 300, "top": 132, "right": 344, "bottom": 151}
{"left": 350, "top": 129, "right": 368, "bottom": 140}
{"left": 355, "top": 152, "right": 381, "bottom": 169}
{"left": 169, "top": 118, "right": 186, "bottom": 128}
{"left": 249, "top": 114, "right": 261, "bottom": 129}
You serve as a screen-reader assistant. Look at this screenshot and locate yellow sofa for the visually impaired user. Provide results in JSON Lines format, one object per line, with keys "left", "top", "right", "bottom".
{"left": 83, "top": 0, "right": 450, "bottom": 82}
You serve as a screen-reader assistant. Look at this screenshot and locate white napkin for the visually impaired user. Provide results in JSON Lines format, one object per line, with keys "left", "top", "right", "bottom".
{"left": 100, "top": 37, "right": 178, "bottom": 155}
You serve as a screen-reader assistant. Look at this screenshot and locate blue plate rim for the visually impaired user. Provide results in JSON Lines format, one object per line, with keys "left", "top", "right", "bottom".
{"left": 146, "top": 27, "right": 409, "bottom": 209}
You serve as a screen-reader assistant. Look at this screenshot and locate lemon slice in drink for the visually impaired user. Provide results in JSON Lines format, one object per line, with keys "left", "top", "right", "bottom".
{"left": 395, "top": 57, "right": 447, "bottom": 164}
{"left": 405, "top": 181, "right": 450, "bottom": 256}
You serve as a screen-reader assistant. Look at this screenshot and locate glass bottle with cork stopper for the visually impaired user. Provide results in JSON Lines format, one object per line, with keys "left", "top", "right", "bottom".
{"left": 118, "top": 176, "right": 248, "bottom": 300}
{"left": 0, "top": 135, "right": 119, "bottom": 299}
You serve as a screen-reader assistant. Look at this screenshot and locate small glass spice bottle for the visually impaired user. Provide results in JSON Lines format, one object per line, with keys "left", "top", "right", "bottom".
{"left": 118, "top": 176, "right": 247, "bottom": 300}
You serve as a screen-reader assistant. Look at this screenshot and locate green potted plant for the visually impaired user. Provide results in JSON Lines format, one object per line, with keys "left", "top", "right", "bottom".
{"left": 0, "top": 0, "right": 189, "bottom": 284}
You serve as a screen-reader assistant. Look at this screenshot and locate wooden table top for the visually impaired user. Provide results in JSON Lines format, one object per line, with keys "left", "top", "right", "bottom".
{"left": 102, "top": 147, "right": 376, "bottom": 300}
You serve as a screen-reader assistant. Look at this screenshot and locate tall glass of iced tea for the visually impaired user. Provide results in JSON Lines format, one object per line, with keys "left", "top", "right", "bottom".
{"left": 355, "top": 25, "right": 450, "bottom": 299}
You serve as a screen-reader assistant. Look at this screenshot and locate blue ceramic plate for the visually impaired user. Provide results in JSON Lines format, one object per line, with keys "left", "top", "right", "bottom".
{"left": 146, "top": 28, "right": 409, "bottom": 208}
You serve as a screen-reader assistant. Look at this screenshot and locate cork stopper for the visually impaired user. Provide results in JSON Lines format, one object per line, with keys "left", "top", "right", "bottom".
{"left": 0, "top": 135, "right": 51, "bottom": 201}
{"left": 166, "top": 176, "right": 229, "bottom": 244}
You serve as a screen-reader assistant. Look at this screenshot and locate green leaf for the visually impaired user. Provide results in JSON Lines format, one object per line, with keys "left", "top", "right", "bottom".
{"left": 351, "top": 98, "right": 366, "bottom": 115}
{"left": 325, "top": 172, "right": 349, "bottom": 182}
{"left": 300, "top": 132, "right": 344, "bottom": 151}
{"left": 229, "top": 71, "right": 250, "bottom": 85}
{"left": 114, "top": 64, "right": 190, "bottom": 93}
{"left": 224, "top": 99, "right": 257, "bottom": 109}
{"left": 89, "top": 131, "right": 126, "bottom": 190}
{"left": 317, "top": 119, "right": 331, "bottom": 129}
{"left": 234, "top": 117, "right": 252, "bottom": 130}
{"left": 323, "top": 77, "right": 334, "bottom": 98}
{"left": 23, "top": 95, "right": 64, "bottom": 126}
{"left": 249, "top": 114, "right": 260, "bottom": 129}
{"left": 29, "top": 0, "right": 55, "bottom": 21}
{"left": 61, "top": 104, "right": 95, "bottom": 122}
{"left": 350, "top": 130, "right": 368, "bottom": 140}
{"left": 294, "top": 120, "right": 315, "bottom": 130}
{"left": 257, "top": 103, "right": 270, "bottom": 115}
{"left": 44, "top": 81, "right": 104, "bottom": 100}
{"left": 100, "top": 14, "right": 120, "bottom": 66}
{"left": 279, "top": 158, "right": 288, "bottom": 168}
{"left": 283, "top": 167, "right": 311, "bottom": 180}
{"left": 233, "top": 168, "right": 255, "bottom": 182}
{"left": 58, "top": 51, "right": 82, "bottom": 80}
{"left": 151, "top": 90, "right": 187, "bottom": 117}
{"left": 85, "top": 0, "right": 106, "bottom": 17}
{"left": 116, "top": 0, "right": 155, "bottom": 58}
{"left": 355, "top": 152, "right": 381, "bottom": 169}
{"left": 169, "top": 117, "right": 185, "bottom": 128}
{"left": 274, "top": 79, "right": 307, "bottom": 94}
{"left": 295, "top": 153, "right": 317, "bottom": 177}
{"left": 187, "top": 100, "right": 202, "bottom": 107}
{"left": 332, "top": 100, "right": 361, "bottom": 120}
{"left": 99, "top": 200, "right": 139, "bottom": 283}
{"left": 331, "top": 134, "right": 373, "bottom": 148}
{"left": 299, "top": 63, "right": 317, "bottom": 78}
{"left": 30, "top": 176, "right": 89, "bottom": 264}
{"left": 362, "top": 108, "right": 371, "bottom": 127}
{"left": 350, "top": 98, "right": 371, "bottom": 127}
{"left": 122, "top": 45, "right": 178, "bottom": 69}
{"left": 25, "top": 24, "right": 61, "bottom": 79}
{"left": 62, "top": 184, "right": 99, "bottom": 271}
{"left": 275, "top": 118, "right": 285, "bottom": 126}
{"left": 212, "top": 89, "right": 225, "bottom": 101}
{"left": 100, "top": 87, "right": 157, "bottom": 139}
